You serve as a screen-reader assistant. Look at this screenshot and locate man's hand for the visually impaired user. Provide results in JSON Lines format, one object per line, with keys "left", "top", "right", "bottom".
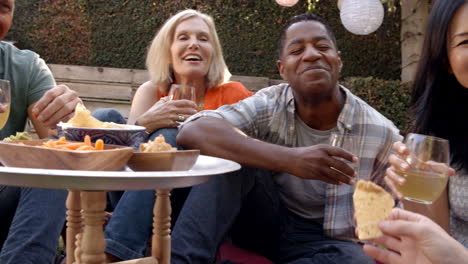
{"left": 32, "top": 85, "right": 82, "bottom": 128}
{"left": 289, "top": 144, "right": 357, "bottom": 185}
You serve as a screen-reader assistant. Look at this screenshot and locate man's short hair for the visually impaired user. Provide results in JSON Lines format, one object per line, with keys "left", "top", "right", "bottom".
{"left": 277, "top": 13, "right": 338, "bottom": 58}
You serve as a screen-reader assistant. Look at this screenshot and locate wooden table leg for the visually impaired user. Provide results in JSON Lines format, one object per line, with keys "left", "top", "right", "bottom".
{"left": 79, "top": 191, "right": 107, "bottom": 264}
{"left": 152, "top": 189, "right": 172, "bottom": 264}
{"left": 66, "top": 190, "right": 81, "bottom": 264}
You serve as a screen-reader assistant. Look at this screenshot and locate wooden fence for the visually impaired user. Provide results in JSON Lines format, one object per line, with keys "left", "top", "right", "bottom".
{"left": 48, "top": 64, "right": 285, "bottom": 119}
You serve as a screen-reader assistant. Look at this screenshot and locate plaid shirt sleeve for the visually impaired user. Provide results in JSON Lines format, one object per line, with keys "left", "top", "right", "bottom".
{"left": 181, "top": 85, "right": 286, "bottom": 139}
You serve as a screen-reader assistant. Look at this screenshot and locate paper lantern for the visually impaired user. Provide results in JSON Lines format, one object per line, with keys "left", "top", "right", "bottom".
{"left": 276, "top": 0, "right": 299, "bottom": 7}
{"left": 340, "top": 0, "right": 384, "bottom": 35}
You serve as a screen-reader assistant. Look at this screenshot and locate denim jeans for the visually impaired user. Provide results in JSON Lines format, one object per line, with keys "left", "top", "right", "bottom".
{"left": 171, "top": 167, "right": 375, "bottom": 264}
{"left": 0, "top": 185, "right": 67, "bottom": 264}
{"left": 93, "top": 108, "right": 189, "bottom": 260}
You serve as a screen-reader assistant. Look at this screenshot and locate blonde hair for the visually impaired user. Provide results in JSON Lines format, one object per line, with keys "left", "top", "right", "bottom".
{"left": 146, "top": 9, "right": 231, "bottom": 93}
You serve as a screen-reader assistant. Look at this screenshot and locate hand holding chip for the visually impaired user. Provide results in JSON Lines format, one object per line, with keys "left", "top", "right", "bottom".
{"left": 360, "top": 208, "right": 468, "bottom": 264}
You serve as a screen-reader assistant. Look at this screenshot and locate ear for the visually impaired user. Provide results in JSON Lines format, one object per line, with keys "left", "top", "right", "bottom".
{"left": 277, "top": 60, "right": 286, "bottom": 81}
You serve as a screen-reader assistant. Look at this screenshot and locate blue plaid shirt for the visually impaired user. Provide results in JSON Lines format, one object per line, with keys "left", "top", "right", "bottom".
{"left": 183, "top": 83, "right": 402, "bottom": 238}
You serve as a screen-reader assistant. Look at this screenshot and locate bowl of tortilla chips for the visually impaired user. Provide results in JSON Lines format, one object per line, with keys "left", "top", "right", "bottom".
{"left": 58, "top": 104, "right": 147, "bottom": 150}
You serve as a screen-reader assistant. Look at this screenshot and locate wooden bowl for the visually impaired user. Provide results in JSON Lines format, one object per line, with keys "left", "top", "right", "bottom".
{"left": 127, "top": 150, "right": 200, "bottom": 171}
{"left": 0, "top": 139, "right": 134, "bottom": 171}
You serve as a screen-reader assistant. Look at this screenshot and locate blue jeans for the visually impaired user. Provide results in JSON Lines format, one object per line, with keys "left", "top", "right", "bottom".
{"left": 0, "top": 185, "right": 67, "bottom": 264}
{"left": 93, "top": 108, "right": 188, "bottom": 260}
{"left": 171, "top": 167, "right": 374, "bottom": 264}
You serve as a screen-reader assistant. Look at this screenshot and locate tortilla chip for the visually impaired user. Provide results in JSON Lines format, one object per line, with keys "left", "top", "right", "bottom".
{"left": 61, "top": 103, "right": 126, "bottom": 129}
{"left": 353, "top": 180, "right": 394, "bottom": 240}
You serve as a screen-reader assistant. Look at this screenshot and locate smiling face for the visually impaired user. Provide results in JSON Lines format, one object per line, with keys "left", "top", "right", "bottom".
{"left": 447, "top": 3, "right": 468, "bottom": 89}
{"left": 170, "top": 17, "right": 214, "bottom": 84}
{"left": 277, "top": 20, "right": 342, "bottom": 98}
{"left": 0, "top": 0, "right": 13, "bottom": 41}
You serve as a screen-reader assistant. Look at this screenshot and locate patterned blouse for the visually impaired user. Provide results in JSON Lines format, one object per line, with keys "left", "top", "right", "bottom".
{"left": 449, "top": 170, "right": 468, "bottom": 247}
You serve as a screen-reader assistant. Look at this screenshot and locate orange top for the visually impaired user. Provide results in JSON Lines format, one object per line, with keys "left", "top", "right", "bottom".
{"left": 158, "top": 82, "right": 254, "bottom": 110}
{"left": 202, "top": 82, "right": 254, "bottom": 110}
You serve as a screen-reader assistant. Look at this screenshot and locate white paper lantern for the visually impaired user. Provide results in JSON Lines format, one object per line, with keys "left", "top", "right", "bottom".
{"left": 340, "top": 0, "right": 384, "bottom": 35}
{"left": 276, "top": 0, "right": 299, "bottom": 7}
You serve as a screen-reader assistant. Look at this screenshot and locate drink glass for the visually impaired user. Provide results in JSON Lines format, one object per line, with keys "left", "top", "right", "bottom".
{"left": 168, "top": 84, "right": 196, "bottom": 102}
{"left": 0, "top": 80, "right": 11, "bottom": 130}
{"left": 396, "top": 133, "right": 450, "bottom": 204}
{"left": 329, "top": 132, "right": 360, "bottom": 175}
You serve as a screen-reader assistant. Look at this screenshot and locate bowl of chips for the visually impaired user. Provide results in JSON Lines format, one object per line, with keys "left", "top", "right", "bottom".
{"left": 127, "top": 135, "right": 199, "bottom": 171}
{"left": 57, "top": 104, "right": 147, "bottom": 150}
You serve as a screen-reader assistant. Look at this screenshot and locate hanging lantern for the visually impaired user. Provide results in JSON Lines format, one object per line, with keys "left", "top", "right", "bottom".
{"left": 340, "top": 0, "right": 384, "bottom": 35}
{"left": 276, "top": 0, "right": 299, "bottom": 7}
{"left": 337, "top": 0, "right": 343, "bottom": 10}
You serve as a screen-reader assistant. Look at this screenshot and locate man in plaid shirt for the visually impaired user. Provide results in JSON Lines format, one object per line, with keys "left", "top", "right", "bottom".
{"left": 174, "top": 13, "right": 402, "bottom": 264}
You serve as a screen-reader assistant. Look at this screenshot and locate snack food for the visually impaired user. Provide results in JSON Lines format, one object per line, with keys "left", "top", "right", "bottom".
{"left": 353, "top": 180, "right": 395, "bottom": 240}
{"left": 3, "top": 131, "right": 33, "bottom": 141}
{"left": 60, "top": 103, "right": 127, "bottom": 129}
{"left": 139, "top": 134, "right": 176, "bottom": 152}
{"left": 41, "top": 135, "right": 105, "bottom": 151}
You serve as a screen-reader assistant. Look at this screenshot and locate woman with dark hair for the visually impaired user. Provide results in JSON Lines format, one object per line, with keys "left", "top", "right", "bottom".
{"left": 385, "top": 0, "right": 468, "bottom": 247}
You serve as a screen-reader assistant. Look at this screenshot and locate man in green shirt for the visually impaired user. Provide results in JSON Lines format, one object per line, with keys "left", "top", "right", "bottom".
{"left": 0, "top": 1, "right": 82, "bottom": 263}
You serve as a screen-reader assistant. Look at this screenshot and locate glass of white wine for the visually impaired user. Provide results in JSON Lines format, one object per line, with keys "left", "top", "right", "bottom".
{"left": 0, "top": 79, "right": 11, "bottom": 130}
{"left": 396, "top": 133, "right": 450, "bottom": 204}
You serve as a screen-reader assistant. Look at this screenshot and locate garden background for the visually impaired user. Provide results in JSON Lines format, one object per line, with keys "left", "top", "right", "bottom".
{"left": 7, "top": 0, "right": 412, "bottom": 132}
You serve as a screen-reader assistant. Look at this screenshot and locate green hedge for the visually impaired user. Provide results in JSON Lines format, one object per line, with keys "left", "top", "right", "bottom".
{"left": 8, "top": 0, "right": 401, "bottom": 80}
{"left": 342, "top": 77, "right": 412, "bottom": 134}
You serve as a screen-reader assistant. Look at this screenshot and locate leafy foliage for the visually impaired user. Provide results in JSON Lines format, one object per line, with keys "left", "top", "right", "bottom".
{"left": 8, "top": 0, "right": 401, "bottom": 80}
{"left": 342, "top": 77, "right": 412, "bottom": 134}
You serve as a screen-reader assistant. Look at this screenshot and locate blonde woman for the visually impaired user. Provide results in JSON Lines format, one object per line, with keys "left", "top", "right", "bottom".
{"left": 97, "top": 9, "right": 253, "bottom": 262}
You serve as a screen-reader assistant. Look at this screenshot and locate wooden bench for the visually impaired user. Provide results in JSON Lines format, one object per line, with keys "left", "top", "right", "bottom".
{"left": 47, "top": 64, "right": 284, "bottom": 120}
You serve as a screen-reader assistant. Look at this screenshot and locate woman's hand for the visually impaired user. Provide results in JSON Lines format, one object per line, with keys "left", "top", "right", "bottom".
{"left": 362, "top": 208, "right": 467, "bottom": 264}
{"left": 136, "top": 97, "right": 198, "bottom": 133}
{"left": 384, "top": 142, "right": 410, "bottom": 199}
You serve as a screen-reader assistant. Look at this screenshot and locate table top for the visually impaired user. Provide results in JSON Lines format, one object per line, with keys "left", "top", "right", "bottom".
{"left": 0, "top": 155, "right": 240, "bottom": 191}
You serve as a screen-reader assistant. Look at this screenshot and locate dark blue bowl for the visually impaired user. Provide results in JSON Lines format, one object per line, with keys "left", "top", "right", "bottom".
{"left": 57, "top": 124, "right": 147, "bottom": 150}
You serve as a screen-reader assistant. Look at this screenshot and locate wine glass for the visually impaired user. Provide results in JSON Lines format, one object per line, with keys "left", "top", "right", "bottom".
{"left": 0, "top": 80, "right": 11, "bottom": 130}
{"left": 329, "top": 132, "right": 360, "bottom": 173}
{"left": 330, "top": 132, "right": 361, "bottom": 230}
{"left": 168, "top": 84, "right": 196, "bottom": 102}
{"left": 396, "top": 133, "right": 450, "bottom": 204}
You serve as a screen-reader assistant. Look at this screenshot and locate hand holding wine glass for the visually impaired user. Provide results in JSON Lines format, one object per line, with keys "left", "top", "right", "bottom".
{"left": 329, "top": 132, "right": 360, "bottom": 181}
{"left": 386, "top": 134, "right": 452, "bottom": 204}
{"left": 168, "top": 84, "right": 199, "bottom": 122}
{"left": 0, "top": 80, "right": 11, "bottom": 130}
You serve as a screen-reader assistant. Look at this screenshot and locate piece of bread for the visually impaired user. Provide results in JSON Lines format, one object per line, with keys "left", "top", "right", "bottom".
{"left": 353, "top": 180, "right": 394, "bottom": 240}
